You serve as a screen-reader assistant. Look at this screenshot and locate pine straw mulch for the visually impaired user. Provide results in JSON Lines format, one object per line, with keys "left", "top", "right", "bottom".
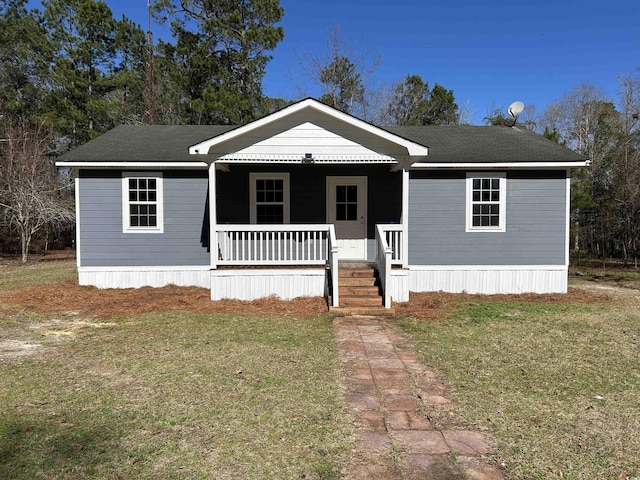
{"left": 393, "top": 287, "right": 613, "bottom": 322}
{"left": 2, "top": 276, "right": 614, "bottom": 322}
{"left": 1, "top": 279, "right": 328, "bottom": 319}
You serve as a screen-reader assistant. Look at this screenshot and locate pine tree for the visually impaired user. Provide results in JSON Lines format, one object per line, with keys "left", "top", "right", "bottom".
{"left": 43, "top": 0, "right": 146, "bottom": 144}
{"left": 0, "top": 0, "right": 53, "bottom": 125}
{"left": 386, "top": 75, "right": 459, "bottom": 126}
{"left": 152, "top": 0, "right": 284, "bottom": 124}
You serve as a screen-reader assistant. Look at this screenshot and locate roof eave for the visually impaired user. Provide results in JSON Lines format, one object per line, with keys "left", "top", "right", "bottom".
{"left": 55, "top": 161, "right": 209, "bottom": 168}
{"left": 411, "top": 161, "right": 589, "bottom": 169}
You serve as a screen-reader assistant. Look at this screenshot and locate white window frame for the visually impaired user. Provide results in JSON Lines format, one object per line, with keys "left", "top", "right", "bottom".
{"left": 465, "top": 172, "right": 506, "bottom": 233}
{"left": 249, "top": 172, "right": 290, "bottom": 224}
{"left": 122, "top": 172, "right": 164, "bottom": 234}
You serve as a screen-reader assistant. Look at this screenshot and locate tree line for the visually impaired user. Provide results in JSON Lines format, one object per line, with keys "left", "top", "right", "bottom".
{"left": 0, "top": 0, "right": 638, "bottom": 265}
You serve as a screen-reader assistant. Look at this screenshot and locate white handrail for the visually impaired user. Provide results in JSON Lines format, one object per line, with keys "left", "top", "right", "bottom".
{"left": 377, "top": 224, "right": 404, "bottom": 265}
{"left": 376, "top": 224, "right": 393, "bottom": 308}
{"left": 328, "top": 224, "right": 339, "bottom": 307}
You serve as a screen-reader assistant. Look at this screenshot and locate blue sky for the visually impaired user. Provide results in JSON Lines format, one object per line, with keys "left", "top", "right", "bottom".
{"left": 29, "top": 0, "right": 640, "bottom": 124}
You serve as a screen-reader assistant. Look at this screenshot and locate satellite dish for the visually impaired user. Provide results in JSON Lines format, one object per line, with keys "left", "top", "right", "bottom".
{"left": 508, "top": 101, "right": 525, "bottom": 118}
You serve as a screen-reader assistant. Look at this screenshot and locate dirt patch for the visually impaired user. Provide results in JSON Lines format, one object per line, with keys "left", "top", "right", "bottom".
{"left": 394, "top": 288, "right": 613, "bottom": 321}
{"left": 0, "top": 340, "right": 43, "bottom": 361}
{"left": 2, "top": 279, "right": 328, "bottom": 319}
{"left": 570, "top": 281, "right": 640, "bottom": 301}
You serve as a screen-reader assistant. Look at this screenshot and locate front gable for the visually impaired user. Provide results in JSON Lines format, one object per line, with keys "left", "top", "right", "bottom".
{"left": 189, "top": 98, "right": 429, "bottom": 164}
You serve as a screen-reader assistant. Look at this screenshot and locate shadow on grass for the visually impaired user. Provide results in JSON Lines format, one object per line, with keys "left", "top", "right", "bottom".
{"left": 0, "top": 416, "right": 124, "bottom": 478}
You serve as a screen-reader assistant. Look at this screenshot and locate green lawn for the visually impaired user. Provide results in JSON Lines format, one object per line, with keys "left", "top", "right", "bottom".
{"left": 0, "top": 259, "right": 353, "bottom": 480}
{"left": 0, "top": 255, "right": 76, "bottom": 294}
{"left": 3, "top": 256, "right": 639, "bottom": 480}
{"left": 399, "top": 295, "right": 640, "bottom": 480}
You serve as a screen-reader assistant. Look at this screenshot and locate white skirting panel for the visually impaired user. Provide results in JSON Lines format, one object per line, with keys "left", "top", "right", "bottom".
{"left": 210, "top": 269, "right": 326, "bottom": 301}
{"left": 408, "top": 266, "right": 568, "bottom": 295}
{"left": 78, "top": 267, "right": 211, "bottom": 289}
{"left": 389, "top": 269, "right": 410, "bottom": 302}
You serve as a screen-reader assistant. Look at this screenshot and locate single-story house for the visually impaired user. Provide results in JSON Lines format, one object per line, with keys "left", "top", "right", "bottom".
{"left": 56, "top": 98, "right": 587, "bottom": 311}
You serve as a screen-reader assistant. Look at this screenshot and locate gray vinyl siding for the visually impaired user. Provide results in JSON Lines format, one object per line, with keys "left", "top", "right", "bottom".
{"left": 79, "top": 165, "right": 401, "bottom": 267}
{"left": 79, "top": 170, "right": 209, "bottom": 267}
{"left": 408, "top": 170, "right": 566, "bottom": 265}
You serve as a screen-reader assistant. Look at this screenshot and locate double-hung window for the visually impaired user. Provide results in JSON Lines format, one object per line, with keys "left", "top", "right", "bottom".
{"left": 466, "top": 172, "right": 506, "bottom": 232}
{"left": 122, "top": 173, "right": 164, "bottom": 233}
{"left": 249, "top": 173, "right": 290, "bottom": 224}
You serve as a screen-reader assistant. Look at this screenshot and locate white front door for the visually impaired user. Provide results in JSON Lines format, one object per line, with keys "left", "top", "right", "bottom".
{"left": 327, "top": 176, "right": 367, "bottom": 259}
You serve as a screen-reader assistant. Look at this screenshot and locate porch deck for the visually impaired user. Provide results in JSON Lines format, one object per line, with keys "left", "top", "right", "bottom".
{"left": 211, "top": 225, "right": 405, "bottom": 308}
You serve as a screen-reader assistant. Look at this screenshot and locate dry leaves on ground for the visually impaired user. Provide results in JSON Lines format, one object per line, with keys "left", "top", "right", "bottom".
{"left": 394, "top": 288, "right": 612, "bottom": 321}
{"left": 2, "top": 279, "right": 328, "bottom": 319}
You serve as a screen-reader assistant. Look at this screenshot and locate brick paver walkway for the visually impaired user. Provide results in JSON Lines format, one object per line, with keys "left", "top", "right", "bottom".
{"left": 334, "top": 315, "right": 505, "bottom": 480}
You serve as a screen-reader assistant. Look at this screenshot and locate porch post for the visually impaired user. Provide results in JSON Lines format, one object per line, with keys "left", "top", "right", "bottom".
{"left": 209, "top": 164, "right": 218, "bottom": 269}
{"left": 401, "top": 167, "right": 410, "bottom": 269}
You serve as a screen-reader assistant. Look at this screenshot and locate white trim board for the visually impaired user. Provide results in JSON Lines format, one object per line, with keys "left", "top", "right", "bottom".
{"left": 411, "top": 162, "right": 588, "bottom": 169}
{"left": 211, "top": 268, "right": 324, "bottom": 276}
{"left": 79, "top": 266, "right": 210, "bottom": 272}
{"left": 409, "top": 265, "right": 567, "bottom": 271}
{"left": 75, "top": 176, "right": 81, "bottom": 268}
{"left": 401, "top": 168, "right": 410, "bottom": 269}
{"left": 56, "top": 162, "right": 208, "bottom": 168}
{"left": 565, "top": 169, "right": 571, "bottom": 267}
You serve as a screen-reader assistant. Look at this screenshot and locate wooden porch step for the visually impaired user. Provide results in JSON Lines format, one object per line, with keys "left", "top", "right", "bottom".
{"left": 330, "top": 306, "right": 395, "bottom": 317}
{"left": 339, "top": 294, "right": 383, "bottom": 308}
{"left": 339, "top": 276, "right": 379, "bottom": 287}
{"left": 339, "top": 285, "right": 380, "bottom": 296}
{"left": 334, "top": 262, "right": 388, "bottom": 311}
{"left": 338, "top": 268, "right": 376, "bottom": 278}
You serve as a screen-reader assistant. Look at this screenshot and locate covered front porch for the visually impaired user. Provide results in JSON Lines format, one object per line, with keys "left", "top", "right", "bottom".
{"left": 189, "top": 98, "right": 428, "bottom": 307}
{"left": 207, "top": 163, "right": 409, "bottom": 307}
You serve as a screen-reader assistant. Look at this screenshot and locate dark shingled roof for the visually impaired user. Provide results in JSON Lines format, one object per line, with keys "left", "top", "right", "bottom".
{"left": 58, "top": 125, "right": 235, "bottom": 162}
{"left": 385, "top": 125, "right": 586, "bottom": 163}
{"left": 57, "top": 123, "right": 585, "bottom": 164}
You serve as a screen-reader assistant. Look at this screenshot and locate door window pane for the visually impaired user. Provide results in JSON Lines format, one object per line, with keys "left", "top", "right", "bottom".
{"left": 336, "top": 185, "right": 358, "bottom": 221}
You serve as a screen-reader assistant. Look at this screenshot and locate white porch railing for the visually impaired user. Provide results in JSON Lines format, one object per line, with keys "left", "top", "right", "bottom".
{"left": 376, "top": 224, "right": 405, "bottom": 308}
{"left": 217, "top": 224, "right": 331, "bottom": 266}
{"left": 215, "top": 224, "right": 340, "bottom": 307}
{"left": 327, "top": 225, "right": 339, "bottom": 307}
{"left": 375, "top": 225, "right": 393, "bottom": 308}
{"left": 378, "top": 224, "right": 404, "bottom": 266}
